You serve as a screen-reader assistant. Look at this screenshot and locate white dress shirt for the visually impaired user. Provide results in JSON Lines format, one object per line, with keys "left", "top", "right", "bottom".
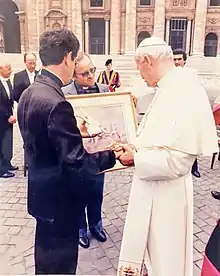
{"left": 26, "top": 69, "right": 35, "bottom": 84}
{"left": 0, "top": 77, "right": 11, "bottom": 98}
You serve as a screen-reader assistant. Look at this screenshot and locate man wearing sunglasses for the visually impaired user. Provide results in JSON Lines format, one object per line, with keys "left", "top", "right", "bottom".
{"left": 62, "top": 52, "right": 110, "bottom": 249}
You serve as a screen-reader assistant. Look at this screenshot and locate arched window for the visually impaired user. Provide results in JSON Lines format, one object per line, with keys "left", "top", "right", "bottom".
{"left": 204, "top": 33, "right": 218, "bottom": 57}
{"left": 0, "top": 0, "right": 21, "bottom": 53}
{"left": 137, "top": 31, "right": 151, "bottom": 46}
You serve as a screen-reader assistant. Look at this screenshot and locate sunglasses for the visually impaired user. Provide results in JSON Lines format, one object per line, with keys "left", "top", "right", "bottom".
{"left": 76, "top": 67, "right": 96, "bottom": 78}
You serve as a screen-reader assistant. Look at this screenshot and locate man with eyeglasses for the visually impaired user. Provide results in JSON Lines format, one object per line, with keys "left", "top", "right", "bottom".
{"left": 62, "top": 52, "right": 110, "bottom": 249}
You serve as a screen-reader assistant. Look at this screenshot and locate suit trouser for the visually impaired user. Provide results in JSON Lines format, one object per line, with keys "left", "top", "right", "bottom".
{"left": 0, "top": 132, "right": 5, "bottom": 174}
{"left": 80, "top": 173, "right": 105, "bottom": 235}
{"left": 191, "top": 158, "right": 198, "bottom": 173}
{"left": 2, "top": 126, "right": 13, "bottom": 168}
{"left": 35, "top": 217, "right": 79, "bottom": 275}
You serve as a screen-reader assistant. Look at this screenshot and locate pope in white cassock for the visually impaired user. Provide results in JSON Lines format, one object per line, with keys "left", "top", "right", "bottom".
{"left": 116, "top": 37, "right": 218, "bottom": 276}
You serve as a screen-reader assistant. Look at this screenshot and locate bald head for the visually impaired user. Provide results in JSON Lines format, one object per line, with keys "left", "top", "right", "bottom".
{"left": 24, "top": 53, "right": 37, "bottom": 73}
{"left": 0, "top": 64, "right": 12, "bottom": 78}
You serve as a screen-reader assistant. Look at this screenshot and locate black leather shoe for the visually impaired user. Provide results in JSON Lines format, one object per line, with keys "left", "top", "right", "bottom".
{"left": 211, "top": 190, "right": 220, "bottom": 200}
{"left": 8, "top": 165, "right": 19, "bottom": 171}
{"left": 90, "top": 229, "right": 107, "bottom": 242}
{"left": 79, "top": 235, "right": 90, "bottom": 249}
{"left": 192, "top": 171, "right": 200, "bottom": 178}
{"left": 0, "top": 172, "right": 15, "bottom": 178}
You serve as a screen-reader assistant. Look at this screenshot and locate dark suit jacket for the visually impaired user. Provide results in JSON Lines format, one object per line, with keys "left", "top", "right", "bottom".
{"left": 13, "top": 69, "right": 38, "bottom": 102}
{"left": 0, "top": 80, "right": 14, "bottom": 134}
{"left": 17, "top": 74, "right": 115, "bottom": 221}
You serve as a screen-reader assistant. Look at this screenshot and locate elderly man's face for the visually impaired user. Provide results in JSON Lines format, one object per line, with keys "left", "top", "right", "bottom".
{"left": 25, "top": 54, "right": 37, "bottom": 73}
{"left": 74, "top": 56, "right": 96, "bottom": 87}
{"left": 136, "top": 56, "right": 157, "bottom": 87}
{"left": 0, "top": 64, "right": 12, "bottom": 78}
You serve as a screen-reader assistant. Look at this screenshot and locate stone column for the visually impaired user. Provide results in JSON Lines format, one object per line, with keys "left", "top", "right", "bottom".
{"left": 154, "top": 0, "right": 165, "bottom": 38}
{"left": 165, "top": 19, "right": 170, "bottom": 44}
{"left": 191, "top": 0, "right": 208, "bottom": 56}
{"left": 72, "top": 1, "right": 83, "bottom": 49}
{"left": 186, "top": 19, "right": 192, "bottom": 55}
{"left": 0, "top": 15, "right": 5, "bottom": 53}
{"left": 125, "top": 0, "right": 137, "bottom": 54}
{"left": 25, "top": 0, "right": 39, "bottom": 52}
{"left": 15, "top": 11, "right": 27, "bottom": 53}
{"left": 105, "top": 16, "right": 110, "bottom": 55}
{"left": 84, "top": 15, "right": 89, "bottom": 54}
{"left": 110, "top": 0, "right": 121, "bottom": 54}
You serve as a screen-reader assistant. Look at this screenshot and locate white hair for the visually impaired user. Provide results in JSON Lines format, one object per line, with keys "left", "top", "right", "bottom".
{"left": 135, "top": 36, "right": 173, "bottom": 61}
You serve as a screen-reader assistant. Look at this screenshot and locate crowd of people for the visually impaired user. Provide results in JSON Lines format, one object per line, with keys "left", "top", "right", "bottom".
{"left": 0, "top": 28, "right": 220, "bottom": 276}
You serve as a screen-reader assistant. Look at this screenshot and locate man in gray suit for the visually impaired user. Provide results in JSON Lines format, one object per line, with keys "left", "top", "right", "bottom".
{"left": 62, "top": 53, "right": 109, "bottom": 249}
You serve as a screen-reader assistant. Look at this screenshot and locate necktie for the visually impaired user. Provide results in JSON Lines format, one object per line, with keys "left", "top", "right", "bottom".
{"left": 6, "top": 79, "right": 13, "bottom": 99}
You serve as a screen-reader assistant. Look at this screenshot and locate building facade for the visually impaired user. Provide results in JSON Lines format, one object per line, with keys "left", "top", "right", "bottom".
{"left": 0, "top": 0, "right": 220, "bottom": 56}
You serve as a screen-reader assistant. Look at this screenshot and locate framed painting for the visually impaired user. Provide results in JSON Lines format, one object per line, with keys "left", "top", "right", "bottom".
{"left": 66, "top": 92, "right": 138, "bottom": 173}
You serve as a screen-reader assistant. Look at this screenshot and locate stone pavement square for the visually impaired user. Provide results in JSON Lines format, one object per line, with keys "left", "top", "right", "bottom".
{"left": 1, "top": 124, "right": 220, "bottom": 275}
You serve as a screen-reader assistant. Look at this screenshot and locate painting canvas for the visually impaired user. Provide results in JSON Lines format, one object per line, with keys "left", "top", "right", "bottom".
{"left": 66, "top": 92, "right": 138, "bottom": 172}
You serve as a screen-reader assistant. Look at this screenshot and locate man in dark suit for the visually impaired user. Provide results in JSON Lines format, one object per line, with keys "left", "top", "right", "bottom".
{"left": 13, "top": 52, "right": 38, "bottom": 102}
{"left": 0, "top": 63, "right": 18, "bottom": 178}
{"left": 62, "top": 52, "right": 110, "bottom": 249}
{"left": 17, "top": 29, "right": 122, "bottom": 274}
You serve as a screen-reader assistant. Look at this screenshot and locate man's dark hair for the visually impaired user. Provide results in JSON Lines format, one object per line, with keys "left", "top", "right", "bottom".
{"left": 24, "top": 52, "right": 37, "bottom": 62}
{"left": 39, "top": 29, "right": 80, "bottom": 66}
{"left": 105, "top": 59, "right": 112, "bottom": 66}
{"left": 173, "top": 49, "right": 187, "bottom": 61}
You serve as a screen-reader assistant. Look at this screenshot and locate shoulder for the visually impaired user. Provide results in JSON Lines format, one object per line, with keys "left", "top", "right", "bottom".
{"left": 61, "top": 80, "right": 76, "bottom": 95}
{"left": 97, "top": 83, "right": 109, "bottom": 92}
{"left": 14, "top": 69, "right": 26, "bottom": 77}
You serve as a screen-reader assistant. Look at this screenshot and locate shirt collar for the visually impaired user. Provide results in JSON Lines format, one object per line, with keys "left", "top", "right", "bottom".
{"left": 26, "top": 69, "right": 35, "bottom": 75}
{"left": 0, "top": 76, "right": 9, "bottom": 82}
{"left": 40, "top": 69, "right": 64, "bottom": 88}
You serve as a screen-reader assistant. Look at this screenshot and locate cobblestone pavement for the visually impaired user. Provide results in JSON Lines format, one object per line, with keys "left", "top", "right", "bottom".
{"left": 1, "top": 124, "right": 220, "bottom": 275}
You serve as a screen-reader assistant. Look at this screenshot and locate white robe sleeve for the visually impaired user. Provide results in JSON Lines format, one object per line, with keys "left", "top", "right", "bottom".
{"left": 134, "top": 148, "right": 196, "bottom": 181}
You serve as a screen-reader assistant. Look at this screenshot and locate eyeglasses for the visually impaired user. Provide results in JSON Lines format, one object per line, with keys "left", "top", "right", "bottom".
{"left": 75, "top": 67, "right": 96, "bottom": 78}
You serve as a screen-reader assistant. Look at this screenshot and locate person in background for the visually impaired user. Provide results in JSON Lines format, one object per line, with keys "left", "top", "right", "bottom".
{"left": 173, "top": 48, "right": 200, "bottom": 178}
{"left": 17, "top": 29, "right": 122, "bottom": 274}
{"left": 13, "top": 52, "right": 38, "bottom": 102}
{"left": 0, "top": 63, "right": 18, "bottom": 178}
{"left": 97, "top": 59, "right": 121, "bottom": 91}
{"left": 62, "top": 52, "right": 109, "bottom": 249}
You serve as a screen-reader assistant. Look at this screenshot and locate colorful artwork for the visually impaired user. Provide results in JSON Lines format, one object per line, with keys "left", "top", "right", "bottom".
{"left": 66, "top": 92, "right": 137, "bottom": 172}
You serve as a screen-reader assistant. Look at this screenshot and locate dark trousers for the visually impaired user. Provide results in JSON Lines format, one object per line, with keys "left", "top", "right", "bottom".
{"left": 35, "top": 217, "right": 79, "bottom": 274}
{"left": 2, "top": 127, "right": 13, "bottom": 168}
{"left": 80, "top": 173, "right": 105, "bottom": 234}
{"left": 192, "top": 158, "right": 198, "bottom": 173}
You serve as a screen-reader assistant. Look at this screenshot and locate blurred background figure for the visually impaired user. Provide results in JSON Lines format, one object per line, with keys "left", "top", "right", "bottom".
{"left": 0, "top": 63, "right": 18, "bottom": 178}
{"left": 13, "top": 53, "right": 38, "bottom": 102}
{"left": 97, "top": 59, "right": 121, "bottom": 92}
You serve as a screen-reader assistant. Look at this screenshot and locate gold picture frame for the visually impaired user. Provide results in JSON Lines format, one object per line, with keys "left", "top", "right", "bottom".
{"left": 66, "top": 92, "right": 138, "bottom": 173}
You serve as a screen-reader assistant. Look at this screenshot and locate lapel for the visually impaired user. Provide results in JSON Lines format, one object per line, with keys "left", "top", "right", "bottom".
{"left": 23, "top": 70, "right": 31, "bottom": 87}
{"left": 0, "top": 80, "right": 14, "bottom": 105}
{"left": 35, "top": 74, "right": 64, "bottom": 99}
